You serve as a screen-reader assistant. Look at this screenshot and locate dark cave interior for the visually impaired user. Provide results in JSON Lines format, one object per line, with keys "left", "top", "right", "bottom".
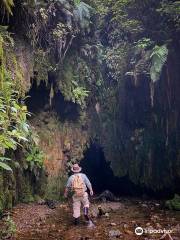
{"left": 80, "top": 143, "right": 142, "bottom": 196}
{"left": 80, "top": 143, "right": 178, "bottom": 198}
{"left": 25, "top": 80, "right": 80, "bottom": 121}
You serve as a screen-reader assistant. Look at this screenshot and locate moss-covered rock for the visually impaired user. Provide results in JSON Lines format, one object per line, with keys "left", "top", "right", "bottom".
{"left": 45, "top": 174, "right": 67, "bottom": 200}
{"left": 165, "top": 194, "right": 180, "bottom": 211}
{"left": 0, "top": 190, "right": 5, "bottom": 216}
{"left": 0, "top": 172, "right": 14, "bottom": 215}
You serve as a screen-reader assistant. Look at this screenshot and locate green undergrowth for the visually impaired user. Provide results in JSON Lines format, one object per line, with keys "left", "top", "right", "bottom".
{"left": 165, "top": 194, "right": 180, "bottom": 211}
{"left": 45, "top": 174, "right": 67, "bottom": 201}
{"left": 0, "top": 215, "right": 16, "bottom": 239}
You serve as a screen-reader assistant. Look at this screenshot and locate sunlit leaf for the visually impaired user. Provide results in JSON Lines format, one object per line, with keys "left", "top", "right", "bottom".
{"left": 0, "top": 162, "right": 12, "bottom": 171}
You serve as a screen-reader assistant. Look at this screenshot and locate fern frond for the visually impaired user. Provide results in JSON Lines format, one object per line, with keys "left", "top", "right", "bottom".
{"left": 1, "top": 0, "right": 14, "bottom": 15}
{"left": 150, "top": 45, "right": 168, "bottom": 82}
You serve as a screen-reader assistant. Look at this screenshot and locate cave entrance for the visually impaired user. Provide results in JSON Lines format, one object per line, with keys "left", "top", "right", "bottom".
{"left": 81, "top": 143, "right": 140, "bottom": 196}
{"left": 25, "top": 80, "right": 80, "bottom": 121}
{"left": 26, "top": 80, "right": 50, "bottom": 113}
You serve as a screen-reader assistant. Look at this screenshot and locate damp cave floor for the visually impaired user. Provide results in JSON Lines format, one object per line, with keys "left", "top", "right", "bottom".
{"left": 1, "top": 198, "right": 180, "bottom": 240}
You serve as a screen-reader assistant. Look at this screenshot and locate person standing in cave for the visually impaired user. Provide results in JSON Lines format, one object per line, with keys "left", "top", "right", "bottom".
{"left": 64, "top": 163, "right": 95, "bottom": 228}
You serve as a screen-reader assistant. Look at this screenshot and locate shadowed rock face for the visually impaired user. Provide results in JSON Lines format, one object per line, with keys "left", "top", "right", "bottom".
{"left": 28, "top": 110, "right": 89, "bottom": 199}
{"left": 89, "top": 43, "right": 180, "bottom": 196}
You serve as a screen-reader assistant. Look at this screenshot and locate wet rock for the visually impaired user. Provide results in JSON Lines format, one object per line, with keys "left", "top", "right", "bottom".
{"left": 110, "top": 223, "right": 117, "bottom": 226}
{"left": 90, "top": 202, "right": 123, "bottom": 218}
{"left": 123, "top": 224, "right": 129, "bottom": 229}
{"left": 37, "top": 199, "right": 46, "bottom": 205}
{"left": 94, "top": 190, "right": 119, "bottom": 202}
{"left": 97, "top": 205, "right": 104, "bottom": 217}
{"left": 104, "top": 212, "right": 109, "bottom": 217}
{"left": 141, "top": 204, "right": 148, "bottom": 208}
{"left": 150, "top": 214, "right": 160, "bottom": 221}
{"left": 109, "top": 230, "right": 122, "bottom": 238}
{"left": 124, "top": 229, "right": 133, "bottom": 235}
{"left": 39, "top": 215, "right": 46, "bottom": 221}
{"left": 45, "top": 200, "right": 58, "bottom": 209}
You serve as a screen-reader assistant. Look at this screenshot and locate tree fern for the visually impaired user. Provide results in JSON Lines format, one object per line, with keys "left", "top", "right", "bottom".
{"left": 150, "top": 44, "right": 168, "bottom": 82}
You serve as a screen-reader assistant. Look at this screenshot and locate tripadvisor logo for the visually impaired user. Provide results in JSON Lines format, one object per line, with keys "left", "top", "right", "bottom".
{"left": 135, "top": 227, "right": 143, "bottom": 235}
{"left": 135, "top": 226, "right": 173, "bottom": 236}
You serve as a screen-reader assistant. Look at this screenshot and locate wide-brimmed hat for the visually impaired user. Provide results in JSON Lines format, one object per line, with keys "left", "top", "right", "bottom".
{"left": 71, "top": 164, "right": 82, "bottom": 173}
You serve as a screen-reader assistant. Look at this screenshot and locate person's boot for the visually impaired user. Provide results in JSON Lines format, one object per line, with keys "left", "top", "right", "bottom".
{"left": 87, "top": 219, "right": 95, "bottom": 228}
{"left": 74, "top": 217, "right": 80, "bottom": 225}
{"left": 83, "top": 207, "right": 95, "bottom": 228}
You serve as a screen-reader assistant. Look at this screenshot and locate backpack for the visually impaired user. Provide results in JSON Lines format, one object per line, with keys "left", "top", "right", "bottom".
{"left": 72, "top": 174, "right": 85, "bottom": 197}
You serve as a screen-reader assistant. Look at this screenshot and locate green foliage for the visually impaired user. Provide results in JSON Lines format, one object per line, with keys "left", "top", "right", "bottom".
{"left": 135, "top": 38, "right": 153, "bottom": 50}
{"left": 165, "top": 194, "right": 180, "bottom": 211}
{"left": 52, "top": 22, "right": 68, "bottom": 39}
{"left": 0, "top": 27, "right": 30, "bottom": 171}
{"left": 103, "top": 42, "right": 130, "bottom": 82}
{"left": 45, "top": 174, "right": 67, "bottom": 200}
{"left": 93, "top": 0, "right": 143, "bottom": 38}
{"left": 73, "top": 0, "right": 93, "bottom": 30}
{"left": 58, "top": 56, "right": 91, "bottom": 107}
{"left": 0, "top": 157, "right": 12, "bottom": 171}
{"left": 0, "top": 215, "right": 16, "bottom": 239}
{"left": 150, "top": 44, "right": 168, "bottom": 82}
{"left": 72, "top": 86, "right": 89, "bottom": 105}
{"left": 34, "top": 49, "right": 52, "bottom": 84}
{"left": 0, "top": 0, "right": 14, "bottom": 15}
{"left": 24, "top": 129, "right": 44, "bottom": 171}
{"left": 26, "top": 146, "right": 44, "bottom": 170}
{"left": 158, "top": 1, "right": 180, "bottom": 28}
{"left": 87, "top": 0, "right": 180, "bottom": 192}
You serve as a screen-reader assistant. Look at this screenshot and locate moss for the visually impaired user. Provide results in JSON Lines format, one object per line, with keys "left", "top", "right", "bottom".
{"left": 21, "top": 191, "right": 34, "bottom": 203}
{"left": 34, "top": 169, "right": 47, "bottom": 198}
{"left": 0, "top": 172, "right": 5, "bottom": 215}
{"left": 4, "top": 190, "right": 13, "bottom": 209}
{"left": 45, "top": 174, "right": 67, "bottom": 200}
{"left": 0, "top": 193, "right": 5, "bottom": 216}
{"left": 165, "top": 194, "right": 180, "bottom": 211}
{"left": 34, "top": 49, "right": 52, "bottom": 84}
{"left": 33, "top": 194, "right": 42, "bottom": 202}
{"left": 18, "top": 176, "right": 34, "bottom": 203}
{"left": 0, "top": 172, "right": 14, "bottom": 214}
